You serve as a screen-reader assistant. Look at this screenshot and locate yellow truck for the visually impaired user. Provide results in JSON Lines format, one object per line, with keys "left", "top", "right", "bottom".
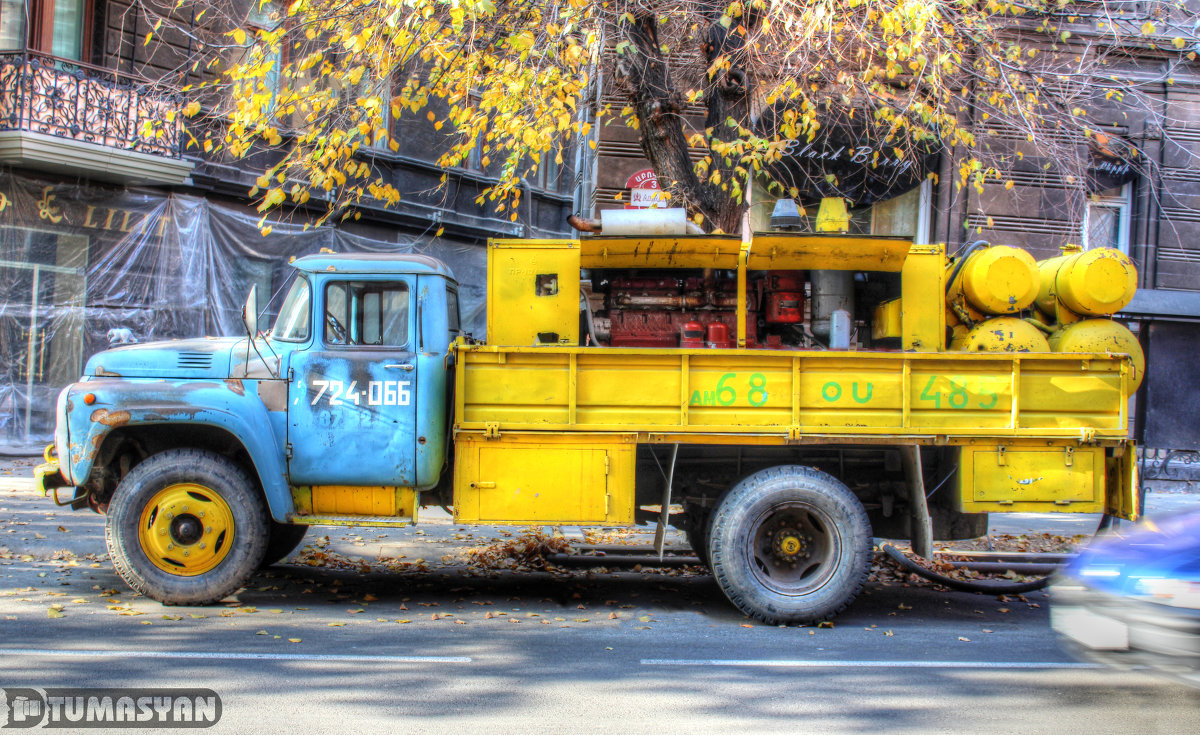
{"left": 37, "top": 210, "right": 1142, "bottom": 624}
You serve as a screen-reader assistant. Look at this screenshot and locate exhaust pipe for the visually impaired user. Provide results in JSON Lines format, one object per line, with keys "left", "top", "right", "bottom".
{"left": 568, "top": 208, "right": 704, "bottom": 236}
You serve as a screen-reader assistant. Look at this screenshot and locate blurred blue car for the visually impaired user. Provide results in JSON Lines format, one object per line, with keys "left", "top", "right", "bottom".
{"left": 1051, "top": 509, "right": 1200, "bottom": 686}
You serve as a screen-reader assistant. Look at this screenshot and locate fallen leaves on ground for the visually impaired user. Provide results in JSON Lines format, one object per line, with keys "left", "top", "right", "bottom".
{"left": 463, "top": 529, "right": 570, "bottom": 571}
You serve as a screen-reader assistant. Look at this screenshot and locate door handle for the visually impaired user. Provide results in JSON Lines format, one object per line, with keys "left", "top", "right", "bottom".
{"left": 385, "top": 364, "right": 415, "bottom": 372}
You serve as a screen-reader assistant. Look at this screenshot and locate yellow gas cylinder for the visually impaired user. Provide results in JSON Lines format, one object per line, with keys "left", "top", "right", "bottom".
{"left": 949, "top": 316, "right": 1051, "bottom": 352}
{"left": 1037, "top": 248, "right": 1137, "bottom": 317}
{"left": 1048, "top": 318, "right": 1144, "bottom": 391}
{"left": 948, "top": 246, "right": 1040, "bottom": 315}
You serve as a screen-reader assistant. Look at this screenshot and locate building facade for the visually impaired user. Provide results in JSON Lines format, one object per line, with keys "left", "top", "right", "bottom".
{"left": 0, "top": 0, "right": 578, "bottom": 451}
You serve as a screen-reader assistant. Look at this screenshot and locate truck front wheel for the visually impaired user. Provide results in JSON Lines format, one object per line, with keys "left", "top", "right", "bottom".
{"left": 709, "top": 466, "right": 871, "bottom": 624}
{"left": 105, "top": 449, "right": 268, "bottom": 605}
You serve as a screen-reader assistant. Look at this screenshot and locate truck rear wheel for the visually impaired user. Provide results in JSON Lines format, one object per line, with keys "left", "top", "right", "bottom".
{"left": 709, "top": 465, "right": 871, "bottom": 624}
{"left": 105, "top": 449, "right": 268, "bottom": 605}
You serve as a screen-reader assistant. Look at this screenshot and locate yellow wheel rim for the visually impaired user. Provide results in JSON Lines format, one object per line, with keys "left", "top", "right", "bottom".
{"left": 138, "top": 483, "right": 236, "bottom": 576}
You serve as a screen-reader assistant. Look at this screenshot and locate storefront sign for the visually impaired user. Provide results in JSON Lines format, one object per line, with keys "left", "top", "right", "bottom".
{"left": 625, "top": 169, "right": 665, "bottom": 208}
{"left": 758, "top": 102, "right": 941, "bottom": 206}
{"left": 13, "top": 186, "right": 172, "bottom": 237}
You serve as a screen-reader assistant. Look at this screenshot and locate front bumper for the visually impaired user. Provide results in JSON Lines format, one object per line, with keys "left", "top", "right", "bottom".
{"left": 34, "top": 445, "right": 73, "bottom": 503}
{"left": 1052, "top": 578, "right": 1200, "bottom": 685}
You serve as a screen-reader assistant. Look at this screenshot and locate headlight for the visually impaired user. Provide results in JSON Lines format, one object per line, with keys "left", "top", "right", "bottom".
{"left": 1078, "top": 566, "right": 1122, "bottom": 578}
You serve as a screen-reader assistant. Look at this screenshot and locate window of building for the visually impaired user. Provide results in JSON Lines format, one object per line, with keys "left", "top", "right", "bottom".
{"left": 535, "top": 149, "right": 565, "bottom": 192}
{"left": 0, "top": 0, "right": 91, "bottom": 60}
{"left": 1084, "top": 183, "right": 1131, "bottom": 253}
{"left": 358, "top": 77, "right": 392, "bottom": 151}
{"left": 0, "top": 0, "right": 24, "bottom": 50}
{"left": 244, "top": 3, "right": 284, "bottom": 117}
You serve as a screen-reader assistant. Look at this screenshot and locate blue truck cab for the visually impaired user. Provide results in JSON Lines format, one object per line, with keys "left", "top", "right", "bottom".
{"left": 36, "top": 253, "right": 460, "bottom": 604}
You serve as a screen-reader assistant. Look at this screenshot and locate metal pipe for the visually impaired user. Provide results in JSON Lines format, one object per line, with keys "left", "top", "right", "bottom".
{"left": 879, "top": 542, "right": 1052, "bottom": 594}
{"left": 935, "top": 550, "right": 1076, "bottom": 564}
{"left": 546, "top": 553, "right": 701, "bottom": 567}
{"left": 567, "top": 214, "right": 601, "bottom": 232}
{"left": 654, "top": 444, "right": 680, "bottom": 558}
{"left": 901, "top": 445, "right": 933, "bottom": 559}
{"left": 944, "top": 561, "right": 1061, "bottom": 575}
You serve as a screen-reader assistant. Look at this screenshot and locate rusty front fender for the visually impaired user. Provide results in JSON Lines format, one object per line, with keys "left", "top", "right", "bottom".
{"left": 63, "top": 378, "right": 293, "bottom": 522}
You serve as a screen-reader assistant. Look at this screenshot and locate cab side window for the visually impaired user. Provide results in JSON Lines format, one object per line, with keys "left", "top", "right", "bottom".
{"left": 324, "top": 281, "right": 410, "bottom": 347}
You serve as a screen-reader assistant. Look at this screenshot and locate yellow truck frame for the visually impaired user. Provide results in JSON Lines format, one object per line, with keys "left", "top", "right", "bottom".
{"left": 448, "top": 232, "right": 1138, "bottom": 624}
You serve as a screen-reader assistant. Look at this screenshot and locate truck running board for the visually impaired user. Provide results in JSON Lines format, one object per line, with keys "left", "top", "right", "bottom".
{"left": 287, "top": 515, "right": 414, "bottom": 528}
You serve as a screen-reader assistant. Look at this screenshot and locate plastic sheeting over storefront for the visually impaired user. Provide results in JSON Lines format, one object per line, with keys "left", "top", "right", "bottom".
{"left": 0, "top": 173, "right": 486, "bottom": 452}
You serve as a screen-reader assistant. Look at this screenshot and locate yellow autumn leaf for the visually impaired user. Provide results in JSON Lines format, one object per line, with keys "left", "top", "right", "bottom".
{"left": 230, "top": 28, "right": 247, "bottom": 45}
{"left": 258, "top": 188, "right": 286, "bottom": 212}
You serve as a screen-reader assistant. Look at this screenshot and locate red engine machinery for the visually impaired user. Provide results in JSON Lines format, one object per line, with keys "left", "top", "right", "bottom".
{"left": 597, "top": 270, "right": 808, "bottom": 348}
{"left": 680, "top": 321, "right": 705, "bottom": 348}
{"left": 602, "top": 274, "right": 756, "bottom": 348}
{"left": 763, "top": 272, "right": 804, "bottom": 324}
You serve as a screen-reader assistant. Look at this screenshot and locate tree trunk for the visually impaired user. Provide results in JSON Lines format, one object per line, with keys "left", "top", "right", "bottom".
{"left": 614, "top": 9, "right": 757, "bottom": 234}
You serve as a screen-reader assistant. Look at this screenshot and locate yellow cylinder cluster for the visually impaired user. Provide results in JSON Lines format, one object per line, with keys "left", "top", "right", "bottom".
{"left": 949, "top": 317, "right": 1051, "bottom": 353}
{"left": 1036, "top": 247, "right": 1137, "bottom": 317}
{"left": 1033, "top": 247, "right": 1142, "bottom": 391}
{"left": 949, "top": 245, "right": 1041, "bottom": 316}
{"left": 1049, "top": 318, "right": 1145, "bottom": 391}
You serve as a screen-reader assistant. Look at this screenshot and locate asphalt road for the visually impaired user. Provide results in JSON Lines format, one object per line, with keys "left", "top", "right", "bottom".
{"left": 2, "top": 457, "right": 1198, "bottom": 734}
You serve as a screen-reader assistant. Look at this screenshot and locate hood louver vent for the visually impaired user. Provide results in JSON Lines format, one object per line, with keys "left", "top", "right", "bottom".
{"left": 177, "top": 352, "right": 214, "bottom": 369}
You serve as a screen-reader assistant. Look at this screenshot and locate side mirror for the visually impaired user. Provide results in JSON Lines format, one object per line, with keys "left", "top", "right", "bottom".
{"left": 241, "top": 285, "right": 259, "bottom": 337}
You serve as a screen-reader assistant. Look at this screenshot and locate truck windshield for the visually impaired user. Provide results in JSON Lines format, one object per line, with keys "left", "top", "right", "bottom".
{"left": 271, "top": 276, "right": 311, "bottom": 341}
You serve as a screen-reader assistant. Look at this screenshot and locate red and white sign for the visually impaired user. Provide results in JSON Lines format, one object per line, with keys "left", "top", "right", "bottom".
{"left": 625, "top": 169, "right": 665, "bottom": 208}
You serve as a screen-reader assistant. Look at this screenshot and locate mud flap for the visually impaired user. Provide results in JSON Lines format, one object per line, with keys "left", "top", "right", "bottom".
{"left": 1105, "top": 444, "right": 1140, "bottom": 521}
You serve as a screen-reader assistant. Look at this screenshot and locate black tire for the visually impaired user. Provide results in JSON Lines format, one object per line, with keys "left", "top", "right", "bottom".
{"left": 105, "top": 449, "right": 269, "bottom": 605}
{"left": 708, "top": 465, "right": 871, "bottom": 625}
{"left": 260, "top": 522, "right": 309, "bottom": 568}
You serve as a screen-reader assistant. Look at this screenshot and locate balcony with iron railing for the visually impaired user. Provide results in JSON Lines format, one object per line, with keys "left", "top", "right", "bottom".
{"left": 0, "top": 50, "right": 193, "bottom": 184}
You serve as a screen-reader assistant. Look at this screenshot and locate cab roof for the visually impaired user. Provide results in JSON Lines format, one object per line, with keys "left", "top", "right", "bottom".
{"left": 290, "top": 253, "right": 456, "bottom": 279}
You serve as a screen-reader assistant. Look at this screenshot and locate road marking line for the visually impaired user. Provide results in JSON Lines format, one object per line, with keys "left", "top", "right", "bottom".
{"left": 0, "top": 649, "right": 470, "bottom": 664}
{"left": 640, "top": 659, "right": 1100, "bottom": 669}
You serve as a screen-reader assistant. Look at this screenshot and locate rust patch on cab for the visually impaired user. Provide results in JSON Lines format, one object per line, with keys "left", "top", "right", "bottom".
{"left": 90, "top": 408, "right": 131, "bottom": 427}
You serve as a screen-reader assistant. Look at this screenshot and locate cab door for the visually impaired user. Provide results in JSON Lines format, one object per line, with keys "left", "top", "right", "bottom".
{"left": 287, "top": 277, "right": 418, "bottom": 487}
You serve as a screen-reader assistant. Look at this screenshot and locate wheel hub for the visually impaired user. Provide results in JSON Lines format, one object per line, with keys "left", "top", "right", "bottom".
{"left": 169, "top": 514, "right": 204, "bottom": 545}
{"left": 138, "top": 483, "right": 235, "bottom": 576}
{"left": 744, "top": 501, "right": 841, "bottom": 599}
{"left": 771, "top": 527, "right": 808, "bottom": 563}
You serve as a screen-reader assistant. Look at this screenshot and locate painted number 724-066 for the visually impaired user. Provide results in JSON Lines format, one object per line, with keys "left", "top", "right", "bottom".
{"left": 309, "top": 379, "right": 411, "bottom": 407}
